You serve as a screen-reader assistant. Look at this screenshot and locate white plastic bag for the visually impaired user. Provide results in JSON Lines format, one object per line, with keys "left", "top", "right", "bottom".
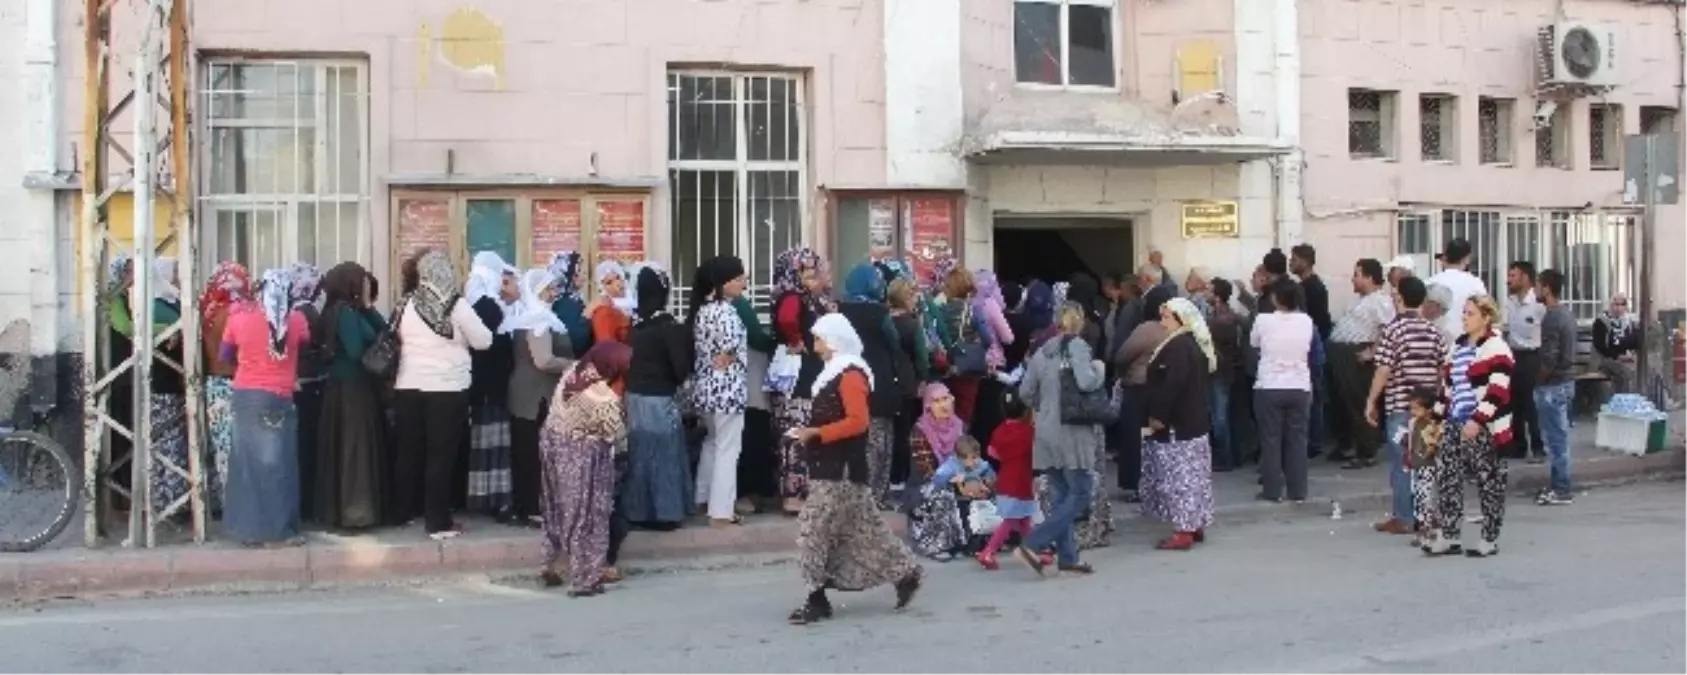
{"left": 763, "top": 345, "right": 801, "bottom": 394}
{"left": 967, "top": 500, "right": 1003, "bottom": 535}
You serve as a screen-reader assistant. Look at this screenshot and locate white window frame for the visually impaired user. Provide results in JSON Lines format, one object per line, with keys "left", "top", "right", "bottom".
{"left": 1394, "top": 207, "right": 1637, "bottom": 322}
{"left": 1011, "top": 0, "right": 1120, "bottom": 92}
{"left": 197, "top": 58, "right": 372, "bottom": 273}
{"left": 666, "top": 70, "right": 809, "bottom": 314}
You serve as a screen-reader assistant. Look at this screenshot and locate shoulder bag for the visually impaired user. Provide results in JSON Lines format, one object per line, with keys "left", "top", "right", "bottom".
{"left": 1057, "top": 335, "right": 1118, "bottom": 425}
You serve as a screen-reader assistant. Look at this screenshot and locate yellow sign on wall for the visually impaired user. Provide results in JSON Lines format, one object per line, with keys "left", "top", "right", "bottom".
{"left": 1180, "top": 200, "right": 1240, "bottom": 239}
{"left": 72, "top": 192, "right": 182, "bottom": 295}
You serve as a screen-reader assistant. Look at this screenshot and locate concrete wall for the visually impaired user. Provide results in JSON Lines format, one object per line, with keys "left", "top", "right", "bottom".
{"left": 1300, "top": 0, "right": 1686, "bottom": 311}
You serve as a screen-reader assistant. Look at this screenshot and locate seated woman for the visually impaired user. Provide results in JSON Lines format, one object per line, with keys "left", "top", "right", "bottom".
{"left": 904, "top": 383, "right": 969, "bottom": 560}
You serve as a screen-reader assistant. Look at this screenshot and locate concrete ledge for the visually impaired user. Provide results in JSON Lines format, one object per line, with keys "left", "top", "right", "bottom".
{"left": 1, "top": 449, "right": 1677, "bottom": 603}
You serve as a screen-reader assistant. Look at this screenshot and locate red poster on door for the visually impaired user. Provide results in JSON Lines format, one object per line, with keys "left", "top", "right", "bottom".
{"left": 396, "top": 198, "right": 451, "bottom": 266}
{"left": 595, "top": 201, "right": 646, "bottom": 267}
{"left": 530, "top": 199, "right": 582, "bottom": 267}
{"left": 904, "top": 197, "right": 955, "bottom": 287}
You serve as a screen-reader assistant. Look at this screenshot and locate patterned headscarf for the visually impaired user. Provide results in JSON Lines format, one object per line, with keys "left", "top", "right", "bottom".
{"left": 258, "top": 268, "right": 294, "bottom": 360}
{"left": 634, "top": 263, "right": 673, "bottom": 323}
{"left": 1155, "top": 297, "right": 1217, "bottom": 373}
{"left": 773, "top": 247, "right": 836, "bottom": 313}
{"left": 973, "top": 269, "right": 1004, "bottom": 316}
{"left": 412, "top": 250, "right": 458, "bottom": 339}
{"left": 200, "top": 261, "right": 253, "bottom": 337}
{"left": 106, "top": 253, "right": 134, "bottom": 296}
{"left": 925, "top": 254, "right": 957, "bottom": 296}
{"left": 285, "top": 262, "right": 322, "bottom": 308}
{"left": 875, "top": 259, "right": 911, "bottom": 286}
{"left": 1051, "top": 281, "right": 1070, "bottom": 308}
{"left": 547, "top": 251, "right": 584, "bottom": 301}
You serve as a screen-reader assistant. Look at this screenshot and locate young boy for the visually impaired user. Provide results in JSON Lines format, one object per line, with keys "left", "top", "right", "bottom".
{"left": 1402, "top": 386, "right": 1442, "bottom": 547}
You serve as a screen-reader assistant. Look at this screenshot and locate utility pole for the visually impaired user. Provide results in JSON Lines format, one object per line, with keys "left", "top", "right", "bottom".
{"left": 1625, "top": 131, "right": 1680, "bottom": 404}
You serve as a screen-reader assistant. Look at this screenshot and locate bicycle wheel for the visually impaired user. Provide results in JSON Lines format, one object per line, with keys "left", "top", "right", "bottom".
{"left": 0, "top": 430, "right": 79, "bottom": 552}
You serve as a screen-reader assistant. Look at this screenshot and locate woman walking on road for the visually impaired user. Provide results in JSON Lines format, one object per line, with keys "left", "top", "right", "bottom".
{"left": 1140, "top": 298, "right": 1217, "bottom": 550}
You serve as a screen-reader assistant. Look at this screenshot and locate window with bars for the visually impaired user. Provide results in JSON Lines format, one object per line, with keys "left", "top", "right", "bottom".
{"left": 1640, "top": 106, "right": 1679, "bottom": 135}
{"left": 1478, "top": 97, "right": 1514, "bottom": 165}
{"left": 200, "top": 59, "right": 370, "bottom": 273}
{"left": 1535, "top": 103, "right": 1571, "bottom": 169}
{"left": 1590, "top": 103, "right": 1623, "bottom": 170}
{"left": 667, "top": 71, "right": 806, "bottom": 314}
{"left": 1396, "top": 208, "right": 1635, "bottom": 320}
{"left": 1012, "top": 0, "right": 1117, "bottom": 88}
{"left": 1419, "top": 94, "right": 1457, "bottom": 162}
{"left": 1349, "top": 89, "right": 1397, "bottom": 159}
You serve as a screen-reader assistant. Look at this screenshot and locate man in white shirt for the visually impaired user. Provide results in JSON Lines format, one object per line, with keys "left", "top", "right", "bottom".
{"left": 1327, "top": 259, "right": 1396, "bottom": 468}
{"left": 1423, "top": 238, "right": 1488, "bottom": 338}
{"left": 1503, "top": 261, "right": 1547, "bottom": 463}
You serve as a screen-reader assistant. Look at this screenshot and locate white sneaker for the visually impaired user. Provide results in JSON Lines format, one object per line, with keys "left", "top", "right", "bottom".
{"left": 1465, "top": 539, "right": 1499, "bottom": 557}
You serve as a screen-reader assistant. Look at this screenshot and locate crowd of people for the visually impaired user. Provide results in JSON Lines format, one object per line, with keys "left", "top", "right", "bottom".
{"left": 92, "top": 234, "right": 1657, "bottom": 620}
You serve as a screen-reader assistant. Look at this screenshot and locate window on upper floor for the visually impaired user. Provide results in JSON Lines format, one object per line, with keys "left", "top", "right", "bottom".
{"left": 1419, "top": 94, "right": 1458, "bottom": 162}
{"left": 1013, "top": 0, "right": 1116, "bottom": 89}
{"left": 1590, "top": 103, "right": 1623, "bottom": 170}
{"left": 1478, "top": 97, "right": 1515, "bottom": 165}
{"left": 1534, "top": 102, "right": 1571, "bottom": 170}
{"left": 1640, "top": 105, "right": 1678, "bottom": 136}
{"left": 1348, "top": 88, "right": 1397, "bottom": 159}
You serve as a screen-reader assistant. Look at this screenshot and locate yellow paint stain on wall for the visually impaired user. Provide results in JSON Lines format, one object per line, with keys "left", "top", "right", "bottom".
{"left": 1175, "top": 41, "right": 1222, "bottom": 97}
{"left": 435, "top": 8, "right": 506, "bottom": 90}
{"left": 72, "top": 192, "right": 181, "bottom": 296}
{"left": 418, "top": 22, "right": 433, "bottom": 88}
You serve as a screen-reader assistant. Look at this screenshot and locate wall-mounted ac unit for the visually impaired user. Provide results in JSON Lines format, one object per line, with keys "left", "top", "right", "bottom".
{"left": 1537, "top": 22, "right": 1620, "bottom": 88}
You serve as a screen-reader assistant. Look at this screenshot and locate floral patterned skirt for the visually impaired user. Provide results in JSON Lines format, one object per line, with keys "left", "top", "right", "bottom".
{"left": 146, "top": 393, "right": 190, "bottom": 517}
{"left": 540, "top": 430, "right": 617, "bottom": 592}
{"left": 1140, "top": 435, "right": 1215, "bottom": 533}
{"left": 797, "top": 480, "right": 920, "bottom": 593}
{"left": 775, "top": 396, "right": 813, "bottom": 500}
{"left": 205, "top": 376, "right": 235, "bottom": 513}
{"left": 907, "top": 482, "right": 967, "bottom": 558}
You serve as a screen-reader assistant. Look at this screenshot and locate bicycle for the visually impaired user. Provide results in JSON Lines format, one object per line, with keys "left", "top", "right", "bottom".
{"left": 0, "top": 404, "right": 78, "bottom": 552}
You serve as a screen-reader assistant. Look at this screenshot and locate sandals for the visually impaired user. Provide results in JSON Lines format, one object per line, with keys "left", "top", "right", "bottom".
{"left": 1057, "top": 562, "right": 1095, "bottom": 575}
{"left": 893, "top": 568, "right": 923, "bottom": 610}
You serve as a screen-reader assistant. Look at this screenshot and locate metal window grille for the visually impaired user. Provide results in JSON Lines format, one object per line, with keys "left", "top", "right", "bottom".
{"left": 1012, "top": 0, "right": 1117, "bottom": 88}
{"left": 199, "top": 60, "right": 370, "bottom": 273}
{"left": 1420, "top": 96, "right": 1444, "bottom": 160}
{"left": 667, "top": 71, "right": 807, "bottom": 317}
{"left": 1349, "top": 89, "right": 1387, "bottom": 158}
{"left": 1396, "top": 208, "right": 1635, "bottom": 322}
{"left": 1590, "top": 104, "right": 1621, "bottom": 169}
{"left": 1479, "top": 97, "right": 1512, "bottom": 164}
{"left": 1535, "top": 105, "right": 1567, "bottom": 169}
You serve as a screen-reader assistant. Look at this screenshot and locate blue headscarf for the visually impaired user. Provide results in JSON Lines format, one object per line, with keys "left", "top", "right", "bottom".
{"left": 1023, "top": 280, "right": 1055, "bottom": 332}
{"left": 844, "top": 261, "right": 886, "bottom": 303}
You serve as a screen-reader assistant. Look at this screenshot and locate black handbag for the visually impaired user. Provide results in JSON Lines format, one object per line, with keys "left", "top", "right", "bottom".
{"left": 1056, "top": 336, "right": 1118, "bottom": 425}
{"left": 948, "top": 302, "right": 989, "bottom": 376}
{"left": 360, "top": 302, "right": 403, "bottom": 379}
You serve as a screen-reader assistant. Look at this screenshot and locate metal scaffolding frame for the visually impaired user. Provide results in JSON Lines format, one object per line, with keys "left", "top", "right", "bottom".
{"left": 80, "top": 0, "right": 204, "bottom": 548}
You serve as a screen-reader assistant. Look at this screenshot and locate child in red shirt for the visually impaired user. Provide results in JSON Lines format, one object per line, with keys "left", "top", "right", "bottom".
{"left": 978, "top": 391, "right": 1036, "bottom": 570}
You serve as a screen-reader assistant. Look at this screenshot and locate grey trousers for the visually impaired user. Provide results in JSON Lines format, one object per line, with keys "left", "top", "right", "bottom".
{"left": 1255, "top": 389, "right": 1312, "bottom": 501}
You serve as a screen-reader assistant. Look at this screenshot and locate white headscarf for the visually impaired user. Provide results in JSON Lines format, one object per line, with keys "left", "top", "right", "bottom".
{"left": 134, "top": 256, "right": 180, "bottom": 308}
{"left": 808, "top": 313, "right": 874, "bottom": 396}
{"left": 499, "top": 268, "right": 569, "bottom": 335}
{"left": 594, "top": 260, "right": 626, "bottom": 299}
{"left": 615, "top": 261, "right": 650, "bottom": 317}
{"left": 465, "top": 251, "right": 517, "bottom": 307}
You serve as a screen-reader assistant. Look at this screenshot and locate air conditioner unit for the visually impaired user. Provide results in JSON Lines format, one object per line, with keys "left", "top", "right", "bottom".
{"left": 1537, "top": 22, "right": 1620, "bottom": 88}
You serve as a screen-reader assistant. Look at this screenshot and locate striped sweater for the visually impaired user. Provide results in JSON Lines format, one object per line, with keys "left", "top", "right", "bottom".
{"left": 1433, "top": 328, "right": 1515, "bottom": 449}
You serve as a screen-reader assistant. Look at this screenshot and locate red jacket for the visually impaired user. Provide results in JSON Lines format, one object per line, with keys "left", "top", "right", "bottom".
{"left": 988, "top": 419, "right": 1035, "bottom": 501}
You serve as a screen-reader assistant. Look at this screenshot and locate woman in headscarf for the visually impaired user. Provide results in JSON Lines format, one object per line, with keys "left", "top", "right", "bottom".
{"left": 1029, "top": 281, "right": 1070, "bottom": 353}
{"left": 885, "top": 277, "right": 928, "bottom": 493}
{"left": 621, "top": 263, "right": 695, "bottom": 530}
{"left": 1593, "top": 292, "right": 1640, "bottom": 395}
{"left": 588, "top": 260, "right": 631, "bottom": 345}
{"left": 199, "top": 261, "right": 253, "bottom": 515}
{"left": 689, "top": 255, "right": 752, "bottom": 526}
{"left": 1140, "top": 298, "right": 1218, "bottom": 550}
{"left": 547, "top": 251, "right": 594, "bottom": 356}
{"left": 837, "top": 261, "right": 908, "bottom": 508}
{"left": 786, "top": 313, "right": 923, "bottom": 624}
{"left": 219, "top": 269, "right": 312, "bottom": 547}
{"left": 903, "top": 382, "right": 969, "bottom": 559}
{"left": 934, "top": 266, "right": 989, "bottom": 425}
{"left": 285, "top": 262, "right": 327, "bottom": 523}
{"left": 771, "top": 247, "right": 835, "bottom": 515}
{"left": 314, "top": 262, "right": 388, "bottom": 530}
{"left": 464, "top": 251, "right": 522, "bottom": 522}
{"left": 392, "top": 250, "right": 493, "bottom": 540}
{"left": 539, "top": 341, "right": 633, "bottom": 596}
{"left": 504, "top": 267, "right": 576, "bottom": 527}
{"left": 103, "top": 254, "right": 138, "bottom": 508}
{"left": 140, "top": 257, "right": 193, "bottom": 520}
{"left": 966, "top": 270, "right": 1016, "bottom": 448}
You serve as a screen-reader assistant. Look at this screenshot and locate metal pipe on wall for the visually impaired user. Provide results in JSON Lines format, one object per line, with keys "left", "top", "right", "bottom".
{"left": 1272, "top": 0, "right": 1304, "bottom": 248}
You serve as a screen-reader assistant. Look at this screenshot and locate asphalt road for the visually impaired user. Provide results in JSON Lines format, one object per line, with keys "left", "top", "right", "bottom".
{"left": 3, "top": 481, "right": 1682, "bottom": 673}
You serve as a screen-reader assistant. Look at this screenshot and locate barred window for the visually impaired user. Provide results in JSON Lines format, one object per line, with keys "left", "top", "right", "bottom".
{"left": 1420, "top": 94, "right": 1457, "bottom": 162}
{"left": 1535, "top": 103, "right": 1571, "bottom": 169}
{"left": 1478, "top": 97, "right": 1514, "bottom": 165}
{"left": 1590, "top": 103, "right": 1622, "bottom": 170}
{"left": 1349, "top": 89, "right": 1397, "bottom": 159}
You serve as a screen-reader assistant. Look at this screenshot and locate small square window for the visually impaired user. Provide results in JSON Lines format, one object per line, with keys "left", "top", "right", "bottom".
{"left": 1013, "top": 0, "right": 1117, "bottom": 88}
{"left": 1589, "top": 103, "right": 1622, "bottom": 170}
{"left": 1419, "top": 94, "right": 1458, "bottom": 162}
{"left": 1349, "top": 88, "right": 1398, "bottom": 159}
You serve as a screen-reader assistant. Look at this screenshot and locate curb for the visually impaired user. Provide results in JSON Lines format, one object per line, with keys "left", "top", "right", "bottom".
{"left": 2, "top": 449, "right": 1678, "bottom": 603}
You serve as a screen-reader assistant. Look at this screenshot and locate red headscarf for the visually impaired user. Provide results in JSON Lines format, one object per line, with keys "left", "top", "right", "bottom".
{"left": 561, "top": 341, "right": 632, "bottom": 399}
{"left": 200, "top": 261, "right": 253, "bottom": 336}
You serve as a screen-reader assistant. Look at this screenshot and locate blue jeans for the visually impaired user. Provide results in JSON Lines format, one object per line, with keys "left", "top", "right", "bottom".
{"left": 1534, "top": 381, "right": 1575, "bottom": 494}
{"left": 226, "top": 389, "right": 300, "bottom": 544}
{"left": 1209, "top": 382, "right": 1234, "bottom": 468}
{"left": 1024, "top": 468, "right": 1094, "bottom": 567}
{"left": 1384, "top": 412, "right": 1413, "bottom": 524}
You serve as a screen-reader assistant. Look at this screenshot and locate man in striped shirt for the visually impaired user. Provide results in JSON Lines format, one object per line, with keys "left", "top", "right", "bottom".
{"left": 1364, "top": 277, "right": 1447, "bottom": 535}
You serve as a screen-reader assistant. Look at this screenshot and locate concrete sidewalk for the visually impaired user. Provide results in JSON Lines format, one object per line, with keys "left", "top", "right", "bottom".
{"left": 2, "top": 437, "right": 1680, "bottom": 603}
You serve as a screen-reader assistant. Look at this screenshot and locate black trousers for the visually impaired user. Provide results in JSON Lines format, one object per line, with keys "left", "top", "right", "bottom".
{"left": 1328, "top": 343, "right": 1380, "bottom": 461}
{"left": 393, "top": 389, "right": 470, "bottom": 533}
{"left": 1115, "top": 384, "right": 1148, "bottom": 491}
{"left": 892, "top": 396, "right": 921, "bottom": 484}
{"left": 295, "top": 378, "right": 325, "bottom": 523}
{"left": 509, "top": 403, "right": 546, "bottom": 520}
{"left": 1510, "top": 350, "right": 1544, "bottom": 457}
{"left": 737, "top": 407, "right": 778, "bottom": 499}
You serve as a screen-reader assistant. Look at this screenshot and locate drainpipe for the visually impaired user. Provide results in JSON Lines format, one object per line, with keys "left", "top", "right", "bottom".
{"left": 1272, "top": 0, "right": 1304, "bottom": 248}
{"left": 24, "top": 0, "right": 61, "bottom": 369}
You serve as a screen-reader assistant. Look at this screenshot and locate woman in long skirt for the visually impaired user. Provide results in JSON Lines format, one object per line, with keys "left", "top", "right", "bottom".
{"left": 787, "top": 314, "right": 922, "bottom": 624}
{"left": 771, "top": 247, "right": 834, "bottom": 515}
{"left": 621, "top": 265, "right": 694, "bottom": 529}
{"left": 540, "top": 342, "right": 632, "bottom": 596}
{"left": 221, "top": 269, "right": 312, "bottom": 546}
{"left": 197, "top": 261, "right": 253, "bottom": 514}
{"left": 1140, "top": 298, "right": 1217, "bottom": 550}
{"left": 464, "top": 252, "right": 521, "bottom": 520}
{"left": 903, "top": 383, "right": 969, "bottom": 559}
{"left": 138, "top": 258, "right": 194, "bottom": 518}
{"left": 284, "top": 263, "right": 326, "bottom": 523}
{"left": 314, "top": 263, "right": 389, "bottom": 530}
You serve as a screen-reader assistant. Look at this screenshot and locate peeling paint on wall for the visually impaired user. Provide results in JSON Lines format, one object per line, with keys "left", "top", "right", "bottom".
{"left": 419, "top": 8, "right": 507, "bottom": 90}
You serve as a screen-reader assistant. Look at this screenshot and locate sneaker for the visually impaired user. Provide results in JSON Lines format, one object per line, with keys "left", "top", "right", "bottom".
{"left": 1538, "top": 491, "right": 1575, "bottom": 506}
{"left": 1420, "top": 531, "right": 1462, "bottom": 556}
{"left": 1465, "top": 539, "right": 1500, "bottom": 557}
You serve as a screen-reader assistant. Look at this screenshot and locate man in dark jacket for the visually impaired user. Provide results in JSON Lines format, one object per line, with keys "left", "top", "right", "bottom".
{"left": 1207, "top": 279, "right": 1243, "bottom": 471}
